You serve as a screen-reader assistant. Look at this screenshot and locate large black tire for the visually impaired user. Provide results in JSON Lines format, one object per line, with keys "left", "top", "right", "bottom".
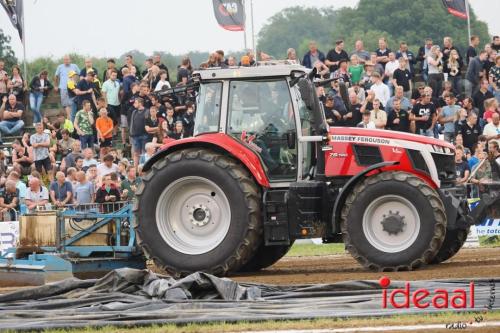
{"left": 134, "top": 148, "right": 263, "bottom": 277}
{"left": 341, "top": 172, "right": 447, "bottom": 271}
{"left": 238, "top": 241, "right": 294, "bottom": 272}
{"left": 431, "top": 227, "right": 470, "bottom": 264}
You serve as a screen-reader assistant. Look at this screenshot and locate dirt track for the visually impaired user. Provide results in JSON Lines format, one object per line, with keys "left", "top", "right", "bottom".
{"left": 231, "top": 247, "right": 500, "bottom": 285}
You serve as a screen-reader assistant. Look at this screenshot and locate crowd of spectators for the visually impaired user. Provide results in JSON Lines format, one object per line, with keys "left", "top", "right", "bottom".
{"left": 0, "top": 34, "right": 498, "bottom": 220}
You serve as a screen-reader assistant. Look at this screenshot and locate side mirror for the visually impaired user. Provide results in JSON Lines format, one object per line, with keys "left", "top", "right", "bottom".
{"left": 286, "top": 130, "right": 296, "bottom": 149}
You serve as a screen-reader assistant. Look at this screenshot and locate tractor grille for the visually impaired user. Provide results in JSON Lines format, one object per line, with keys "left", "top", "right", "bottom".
{"left": 353, "top": 145, "right": 383, "bottom": 166}
{"left": 431, "top": 152, "right": 456, "bottom": 184}
{"left": 407, "top": 149, "right": 430, "bottom": 175}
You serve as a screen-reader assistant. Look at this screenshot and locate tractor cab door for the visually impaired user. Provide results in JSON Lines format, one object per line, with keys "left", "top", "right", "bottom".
{"left": 226, "top": 79, "right": 298, "bottom": 181}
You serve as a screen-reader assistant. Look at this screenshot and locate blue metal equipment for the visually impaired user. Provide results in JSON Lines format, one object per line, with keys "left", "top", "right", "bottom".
{"left": 0, "top": 202, "right": 145, "bottom": 286}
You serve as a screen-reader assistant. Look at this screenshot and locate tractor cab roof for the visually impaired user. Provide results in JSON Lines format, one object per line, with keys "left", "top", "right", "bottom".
{"left": 193, "top": 62, "right": 308, "bottom": 81}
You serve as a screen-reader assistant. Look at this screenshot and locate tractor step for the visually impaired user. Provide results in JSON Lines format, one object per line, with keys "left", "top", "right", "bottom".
{"left": 263, "top": 190, "right": 290, "bottom": 246}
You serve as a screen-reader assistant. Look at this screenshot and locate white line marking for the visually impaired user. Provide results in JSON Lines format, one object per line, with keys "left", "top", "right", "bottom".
{"left": 243, "top": 320, "right": 500, "bottom": 332}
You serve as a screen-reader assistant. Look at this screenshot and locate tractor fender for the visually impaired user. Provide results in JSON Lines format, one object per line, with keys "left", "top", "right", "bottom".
{"left": 142, "top": 133, "right": 270, "bottom": 188}
{"left": 331, "top": 161, "right": 399, "bottom": 234}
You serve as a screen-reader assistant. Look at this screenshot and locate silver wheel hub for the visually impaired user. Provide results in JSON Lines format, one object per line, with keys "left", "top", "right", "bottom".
{"left": 381, "top": 211, "right": 406, "bottom": 235}
{"left": 362, "top": 195, "right": 420, "bottom": 253}
{"left": 155, "top": 176, "right": 231, "bottom": 255}
{"left": 189, "top": 205, "right": 211, "bottom": 227}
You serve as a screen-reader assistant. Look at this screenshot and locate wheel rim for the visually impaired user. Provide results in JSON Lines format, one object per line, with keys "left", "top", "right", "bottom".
{"left": 362, "top": 195, "right": 420, "bottom": 253}
{"left": 155, "top": 176, "right": 231, "bottom": 255}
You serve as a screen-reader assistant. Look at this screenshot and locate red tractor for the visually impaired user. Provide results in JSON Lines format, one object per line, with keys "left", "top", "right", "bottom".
{"left": 136, "top": 64, "right": 497, "bottom": 276}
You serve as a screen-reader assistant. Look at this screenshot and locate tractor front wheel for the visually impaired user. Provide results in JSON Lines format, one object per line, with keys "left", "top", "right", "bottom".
{"left": 341, "top": 172, "right": 447, "bottom": 271}
{"left": 134, "top": 149, "right": 262, "bottom": 277}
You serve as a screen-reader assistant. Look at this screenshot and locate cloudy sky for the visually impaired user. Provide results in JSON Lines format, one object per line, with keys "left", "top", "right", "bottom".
{"left": 1, "top": 0, "right": 499, "bottom": 60}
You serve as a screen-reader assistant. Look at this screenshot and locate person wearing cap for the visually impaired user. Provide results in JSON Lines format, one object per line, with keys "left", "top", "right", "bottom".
{"left": 67, "top": 70, "right": 80, "bottom": 121}
{"left": 55, "top": 55, "right": 80, "bottom": 120}
{"left": 28, "top": 70, "right": 53, "bottom": 124}
{"left": 29, "top": 122, "right": 53, "bottom": 181}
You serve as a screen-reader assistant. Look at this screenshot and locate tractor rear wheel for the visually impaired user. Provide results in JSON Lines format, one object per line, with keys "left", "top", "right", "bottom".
{"left": 341, "top": 172, "right": 447, "bottom": 271}
{"left": 238, "top": 241, "right": 294, "bottom": 272}
{"left": 431, "top": 227, "right": 470, "bottom": 264}
{"left": 134, "top": 148, "right": 262, "bottom": 277}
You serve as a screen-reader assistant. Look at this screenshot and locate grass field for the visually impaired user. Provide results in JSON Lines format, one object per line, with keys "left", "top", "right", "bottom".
{"left": 286, "top": 242, "right": 345, "bottom": 257}
{"left": 30, "top": 310, "right": 500, "bottom": 333}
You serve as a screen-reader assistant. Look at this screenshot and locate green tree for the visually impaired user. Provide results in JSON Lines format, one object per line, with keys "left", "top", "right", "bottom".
{"left": 0, "top": 29, "right": 18, "bottom": 71}
{"left": 257, "top": 6, "right": 337, "bottom": 59}
{"left": 332, "top": 0, "right": 490, "bottom": 53}
{"left": 256, "top": 0, "right": 491, "bottom": 60}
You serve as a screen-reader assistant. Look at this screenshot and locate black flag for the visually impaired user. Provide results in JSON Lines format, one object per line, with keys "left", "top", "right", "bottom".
{"left": 212, "top": 0, "right": 245, "bottom": 31}
{"left": 442, "top": 0, "right": 468, "bottom": 20}
{"left": 1, "top": 0, "right": 24, "bottom": 41}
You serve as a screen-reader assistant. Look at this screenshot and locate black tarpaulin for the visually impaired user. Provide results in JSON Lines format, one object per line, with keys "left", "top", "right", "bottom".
{"left": 0, "top": 268, "right": 498, "bottom": 331}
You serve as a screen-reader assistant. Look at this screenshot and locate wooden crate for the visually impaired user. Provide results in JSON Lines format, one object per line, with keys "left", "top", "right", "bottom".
{"left": 19, "top": 213, "right": 109, "bottom": 247}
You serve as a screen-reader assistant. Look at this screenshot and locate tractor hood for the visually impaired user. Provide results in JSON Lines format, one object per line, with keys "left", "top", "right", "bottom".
{"left": 328, "top": 127, "right": 455, "bottom": 151}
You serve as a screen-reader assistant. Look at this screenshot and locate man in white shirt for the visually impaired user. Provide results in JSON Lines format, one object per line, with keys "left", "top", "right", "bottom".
{"left": 384, "top": 52, "right": 399, "bottom": 94}
{"left": 483, "top": 113, "right": 500, "bottom": 145}
{"left": 25, "top": 177, "right": 49, "bottom": 211}
{"left": 96, "top": 153, "right": 119, "bottom": 179}
{"left": 357, "top": 110, "right": 376, "bottom": 129}
{"left": 369, "top": 72, "right": 390, "bottom": 107}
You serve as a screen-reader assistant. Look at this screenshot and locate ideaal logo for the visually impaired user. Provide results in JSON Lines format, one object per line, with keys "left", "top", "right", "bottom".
{"left": 379, "top": 276, "right": 475, "bottom": 309}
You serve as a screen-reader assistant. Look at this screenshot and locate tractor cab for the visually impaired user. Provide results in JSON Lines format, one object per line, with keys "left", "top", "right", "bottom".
{"left": 191, "top": 64, "right": 324, "bottom": 183}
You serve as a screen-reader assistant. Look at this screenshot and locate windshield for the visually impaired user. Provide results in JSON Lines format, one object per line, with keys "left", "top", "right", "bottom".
{"left": 193, "top": 82, "right": 223, "bottom": 136}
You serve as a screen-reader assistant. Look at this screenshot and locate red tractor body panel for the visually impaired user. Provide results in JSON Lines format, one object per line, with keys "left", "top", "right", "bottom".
{"left": 158, "top": 133, "right": 271, "bottom": 188}
{"left": 325, "top": 127, "right": 455, "bottom": 188}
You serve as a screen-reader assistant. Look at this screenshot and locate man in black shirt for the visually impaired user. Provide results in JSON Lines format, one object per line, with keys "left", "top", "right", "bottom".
{"left": 466, "top": 35, "right": 480, "bottom": 65}
{"left": 153, "top": 54, "right": 169, "bottom": 81}
{"left": 325, "top": 40, "right": 349, "bottom": 73}
{"left": 387, "top": 99, "right": 410, "bottom": 132}
{"left": 472, "top": 79, "right": 494, "bottom": 119}
{"left": 0, "top": 94, "right": 25, "bottom": 137}
{"left": 323, "top": 96, "right": 340, "bottom": 126}
{"left": 392, "top": 58, "right": 412, "bottom": 99}
{"left": 343, "top": 92, "right": 362, "bottom": 127}
{"left": 0, "top": 180, "right": 19, "bottom": 221}
{"left": 75, "top": 72, "right": 95, "bottom": 110}
{"left": 460, "top": 112, "right": 481, "bottom": 154}
{"left": 454, "top": 146, "right": 470, "bottom": 185}
{"left": 177, "top": 58, "right": 191, "bottom": 85}
{"left": 376, "top": 38, "right": 391, "bottom": 69}
{"left": 410, "top": 92, "right": 437, "bottom": 136}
